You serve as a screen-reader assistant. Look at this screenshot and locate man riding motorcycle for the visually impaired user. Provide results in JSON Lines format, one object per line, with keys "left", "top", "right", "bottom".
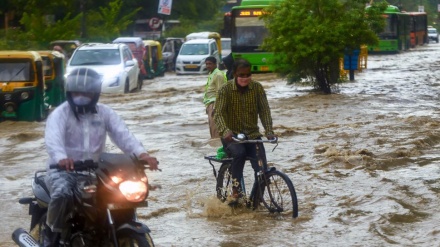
{"left": 44, "top": 67, "right": 159, "bottom": 246}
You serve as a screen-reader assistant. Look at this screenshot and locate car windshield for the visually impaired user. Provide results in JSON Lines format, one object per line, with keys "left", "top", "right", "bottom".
{"left": 428, "top": 29, "right": 437, "bottom": 34}
{"left": 69, "top": 49, "right": 121, "bottom": 66}
{"left": 180, "top": 44, "right": 209, "bottom": 55}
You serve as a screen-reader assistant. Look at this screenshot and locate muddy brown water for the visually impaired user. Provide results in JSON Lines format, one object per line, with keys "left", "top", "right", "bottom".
{"left": 1, "top": 44, "right": 440, "bottom": 246}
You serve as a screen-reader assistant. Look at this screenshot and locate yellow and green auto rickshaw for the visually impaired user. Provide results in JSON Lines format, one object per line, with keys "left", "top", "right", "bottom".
{"left": 143, "top": 40, "right": 166, "bottom": 79}
{"left": 38, "top": 50, "right": 66, "bottom": 108}
{"left": 0, "top": 51, "right": 47, "bottom": 121}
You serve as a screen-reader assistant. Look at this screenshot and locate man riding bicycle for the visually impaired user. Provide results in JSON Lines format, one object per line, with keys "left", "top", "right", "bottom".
{"left": 214, "top": 58, "right": 277, "bottom": 202}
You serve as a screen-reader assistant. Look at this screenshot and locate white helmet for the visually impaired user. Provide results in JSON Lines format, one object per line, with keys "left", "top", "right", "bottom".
{"left": 65, "top": 68, "right": 102, "bottom": 118}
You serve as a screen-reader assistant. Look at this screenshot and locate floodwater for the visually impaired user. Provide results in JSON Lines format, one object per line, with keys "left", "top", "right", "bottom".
{"left": 1, "top": 43, "right": 440, "bottom": 247}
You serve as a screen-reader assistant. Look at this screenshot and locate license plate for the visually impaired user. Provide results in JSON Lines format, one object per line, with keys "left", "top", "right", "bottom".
{"left": 185, "top": 64, "right": 198, "bottom": 69}
{"left": 260, "top": 66, "right": 269, "bottom": 71}
{"left": 107, "top": 201, "right": 148, "bottom": 210}
{"left": 1, "top": 84, "right": 13, "bottom": 92}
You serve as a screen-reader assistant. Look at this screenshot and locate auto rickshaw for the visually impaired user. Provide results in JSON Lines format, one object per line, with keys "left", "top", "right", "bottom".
{"left": 143, "top": 40, "right": 166, "bottom": 79}
{"left": 0, "top": 51, "right": 47, "bottom": 121}
{"left": 113, "top": 37, "right": 147, "bottom": 80}
{"left": 37, "top": 50, "right": 66, "bottom": 108}
{"left": 49, "top": 40, "right": 81, "bottom": 60}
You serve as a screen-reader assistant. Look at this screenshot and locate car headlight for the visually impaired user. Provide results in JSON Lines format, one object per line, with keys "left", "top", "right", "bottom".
{"left": 119, "top": 180, "right": 148, "bottom": 202}
{"left": 176, "top": 58, "right": 182, "bottom": 64}
{"left": 106, "top": 76, "right": 120, "bottom": 87}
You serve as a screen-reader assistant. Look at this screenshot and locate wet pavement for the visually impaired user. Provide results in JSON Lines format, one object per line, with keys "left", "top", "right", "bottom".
{"left": 1, "top": 43, "right": 440, "bottom": 246}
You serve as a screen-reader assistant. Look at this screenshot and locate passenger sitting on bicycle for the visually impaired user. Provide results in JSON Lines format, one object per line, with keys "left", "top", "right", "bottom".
{"left": 214, "top": 58, "right": 277, "bottom": 201}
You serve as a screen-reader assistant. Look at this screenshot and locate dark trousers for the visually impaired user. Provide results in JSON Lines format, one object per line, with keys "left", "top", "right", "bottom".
{"left": 221, "top": 137, "right": 267, "bottom": 190}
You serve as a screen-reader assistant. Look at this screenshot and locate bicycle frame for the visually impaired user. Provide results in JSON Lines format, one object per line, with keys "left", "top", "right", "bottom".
{"left": 205, "top": 135, "right": 298, "bottom": 218}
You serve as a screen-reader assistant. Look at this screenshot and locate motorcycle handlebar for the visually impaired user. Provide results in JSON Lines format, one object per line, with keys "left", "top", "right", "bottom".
{"left": 49, "top": 160, "right": 98, "bottom": 171}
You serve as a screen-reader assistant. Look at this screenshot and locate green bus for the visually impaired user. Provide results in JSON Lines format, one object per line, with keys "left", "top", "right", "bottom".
{"left": 368, "top": 5, "right": 411, "bottom": 53}
{"left": 230, "top": 0, "right": 283, "bottom": 72}
{"left": 0, "top": 51, "right": 47, "bottom": 121}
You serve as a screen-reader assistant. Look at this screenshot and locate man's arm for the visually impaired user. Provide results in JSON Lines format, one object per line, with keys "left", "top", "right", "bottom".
{"left": 45, "top": 107, "right": 68, "bottom": 163}
{"left": 214, "top": 86, "right": 230, "bottom": 137}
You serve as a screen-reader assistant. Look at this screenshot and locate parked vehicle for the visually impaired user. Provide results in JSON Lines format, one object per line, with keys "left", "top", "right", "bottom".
{"left": 175, "top": 38, "right": 220, "bottom": 75}
{"left": 66, "top": 43, "right": 141, "bottom": 93}
{"left": 221, "top": 37, "right": 231, "bottom": 59}
{"left": 16, "top": 153, "right": 155, "bottom": 246}
{"left": 162, "top": 37, "right": 184, "bottom": 71}
{"left": 0, "top": 51, "right": 47, "bottom": 121}
{"left": 38, "top": 50, "right": 66, "bottom": 108}
{"left": 113, "top": 37, "right": 147, "bottom": 79}
{"left": 143, "top": 40, "right": 166, "bottom": 79}
{"left": 220, "top": 37, "right": 231, "bottom": 70}
{"left": 428, "top": 27, "right": 439, "bottom": 43}
{"left": 185, "top": 32, "right": 222, "bottom": 61}
{"left": 49, "top": 40, "right": 82, "bottom": 60}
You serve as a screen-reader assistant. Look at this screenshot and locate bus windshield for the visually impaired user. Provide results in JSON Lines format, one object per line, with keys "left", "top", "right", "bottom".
{"left": 233, "top": 17, "right": 268, "bottom": 47}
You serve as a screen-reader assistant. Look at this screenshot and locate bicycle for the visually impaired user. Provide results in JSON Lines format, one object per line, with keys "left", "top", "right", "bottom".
{"left": 205, "top": 134, "right": 299, "bottom": 218}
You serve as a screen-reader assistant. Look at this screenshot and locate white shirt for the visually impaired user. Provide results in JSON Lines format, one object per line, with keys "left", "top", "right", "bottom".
{"left": 45, "top": 101, "right": 147, "bottom": 168}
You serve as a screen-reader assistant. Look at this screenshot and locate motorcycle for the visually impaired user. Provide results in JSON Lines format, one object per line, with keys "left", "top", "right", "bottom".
{"left": 14, "top": 153, "right": 155, "bottom": 247}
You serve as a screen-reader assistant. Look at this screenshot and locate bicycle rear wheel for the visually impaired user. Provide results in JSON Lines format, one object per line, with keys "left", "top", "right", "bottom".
{"left": 261, "top": 170, "right": 298, "bottom": 218}
{"left": 216, "top": 163, "right": 233, "bottom": 202}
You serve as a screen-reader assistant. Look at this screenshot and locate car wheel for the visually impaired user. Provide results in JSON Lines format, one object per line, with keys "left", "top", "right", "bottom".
{"left": 124, "top": 80, "right": 129, "bottom": 93}
{"left": 137, "top": 75, "right": 143, "bottom": 91}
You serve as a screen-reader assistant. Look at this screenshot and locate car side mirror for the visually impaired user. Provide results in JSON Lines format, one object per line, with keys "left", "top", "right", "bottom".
{"left": 125, "top": 60, "right": 135, "bottom": 67}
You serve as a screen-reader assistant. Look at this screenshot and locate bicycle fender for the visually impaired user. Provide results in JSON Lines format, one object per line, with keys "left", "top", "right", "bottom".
{"left": 116, "top": 221, "right": 151, "bottom": 234}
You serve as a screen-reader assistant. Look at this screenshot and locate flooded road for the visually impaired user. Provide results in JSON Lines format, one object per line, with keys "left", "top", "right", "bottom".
{"left": 1, "top": 43, "right": 440, "bottom": 246}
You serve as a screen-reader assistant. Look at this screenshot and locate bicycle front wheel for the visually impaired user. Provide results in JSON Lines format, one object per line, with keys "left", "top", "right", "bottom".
{"left": 216, "top": 162, "right": 233, "bottom": 202}
{"left": 261, "top": 170, "right": 298, "bottom": 218}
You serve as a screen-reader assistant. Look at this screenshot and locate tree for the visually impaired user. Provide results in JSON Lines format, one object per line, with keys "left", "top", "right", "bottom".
{"left": 86, "top": 0, "right": 141, "bottom": 42}
{"left": 261, "top": 0, "right": 387, "bottom": 94}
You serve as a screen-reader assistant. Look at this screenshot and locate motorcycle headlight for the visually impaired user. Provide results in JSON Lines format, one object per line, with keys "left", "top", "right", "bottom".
{"left": 119, "top": 180, "right": 148, "bottom": 202}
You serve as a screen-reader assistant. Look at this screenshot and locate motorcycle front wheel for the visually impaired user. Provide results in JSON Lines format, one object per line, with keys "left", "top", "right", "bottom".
{"left": 116, "top": 230, "right": 155, "bottom": 247}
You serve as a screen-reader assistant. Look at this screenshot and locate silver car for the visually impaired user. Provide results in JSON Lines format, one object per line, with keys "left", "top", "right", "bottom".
{"left": 66, "top": 43, "right": 141, "bottom": 93}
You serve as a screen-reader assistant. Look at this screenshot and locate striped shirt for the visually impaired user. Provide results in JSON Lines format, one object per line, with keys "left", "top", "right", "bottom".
{"left": 214, "top": 79, "right": 274, "bottom": 139}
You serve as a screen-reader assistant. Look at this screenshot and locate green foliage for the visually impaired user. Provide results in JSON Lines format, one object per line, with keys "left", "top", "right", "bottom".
{"left": 0, "top": 0, "right": 139, "bottom": 49}
{"left": 261, "top": 0, "right": 387, "bottom": 93}
{"left": 87, "top": 0, "right": 141, "bottom": 42}
{"left": 19, "top": 12, "right": 81, "bottom": 48}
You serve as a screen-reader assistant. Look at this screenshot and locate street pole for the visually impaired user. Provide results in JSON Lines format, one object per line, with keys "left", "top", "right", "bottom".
{"left": 80, "top": 0, "right": 87, "bottom": 39}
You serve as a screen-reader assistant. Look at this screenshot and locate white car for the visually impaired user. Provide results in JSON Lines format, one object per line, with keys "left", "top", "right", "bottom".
{"left": 428, "top": 27, "right": 439, "bottom": 43}
{"left": 66, "top": 43, "right": 141, "bottom": 93}
{"left": 175, "top": 39, "right": 220, "bottom": 75}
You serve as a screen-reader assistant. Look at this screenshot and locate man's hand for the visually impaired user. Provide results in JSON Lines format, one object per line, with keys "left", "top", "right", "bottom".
{"left": 266, "top": 134, "right": 278, "bottom": 141}
{"left": 139, "top": 153, "right": 159, "bottom": 171}
{"left": 223, "top": 131, "right": 234, "bottom": 142}
{"left": 58, "top": 158, "right": 75, "bottom": 171}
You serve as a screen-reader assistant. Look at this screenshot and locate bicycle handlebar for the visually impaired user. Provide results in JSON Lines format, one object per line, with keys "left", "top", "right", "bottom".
{"left": 231, "top": 136, "right": 278, "bottom": 144}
